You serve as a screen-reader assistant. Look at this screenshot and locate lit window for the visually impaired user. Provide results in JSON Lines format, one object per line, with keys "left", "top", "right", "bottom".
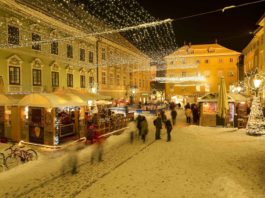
{"left": 218, "top": 58, "right": 223, "bottom": 63}
{"left": 182, "top": 72, "right": 186, "bottom": 77}
{"left": 229, "top": 58, "right": 233, "bottom": 63}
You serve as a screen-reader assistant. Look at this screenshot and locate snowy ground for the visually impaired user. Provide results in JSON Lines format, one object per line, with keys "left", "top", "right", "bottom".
{"left": 1, "top": 110, "right": 265, "bottom": 198}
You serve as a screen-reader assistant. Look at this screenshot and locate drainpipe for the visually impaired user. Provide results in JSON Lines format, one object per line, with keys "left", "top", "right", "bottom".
{"left": 96, "top": 37, "right": 100, "bottom": 86}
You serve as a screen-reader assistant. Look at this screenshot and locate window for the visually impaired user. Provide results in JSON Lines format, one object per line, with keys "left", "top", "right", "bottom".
{"left": 204, "top": 71, "right": 210, "bottom": 77}
{"left": 218, "top": 70, "right": 223, "bottom": 77}
{"left": 196, "top": 60, "right": 200, "bottom": 64}
{"left": 218, "top": 58, "right": 223, "bottom": 63}
{"left": 32, "top": 69, "right": 42, "bottom": 86}
{"left": 89, "top": 51, "right": 94, "bottom": 63}
{"left": 102, "top": 48, "right": 106, "bottom": 60}
{"left": 228, "top": 71, "right": 234, "bottom": 77}
{"left": 67, "top": 44, "right": 73, "bottom": 58}
{"left": 123, "top": 76, "right": 126, "bottom": 86}
{"left": 205, "top": 59, "right": 209, "bottom": 64}
{"left": 9, "top": 66, "right": 20, "bottom": 85}
{"left": 32, "top": 33, "right": 41, "bottom": 50}
{"left": 80, "top": 75, "right": 86, "bottom": 88}
{"left": 182, "top": 72, "right": 186, "bottom": 77}
{"left": 102, "top": 72, "right": 106, "bottom": 84}
{"left": 80, "top": 48, "right": 85, "bottom": 61}
{"left": 116, "top": 74, "right": 120, "bottom": 85}
{"left": 51, "top": 72, "right": 59, "bottom": 87}
{"left": 89, "top": 76, "right": 94, "bottom": 85}
{"left": 51, "top": 41, "right": 58, "bottom": 55}
{"left": 8, "top": 25, "right": 19, "bottom": 45}
{"left": 109, "top": 73, "right": 114, "bottom": 85}
{"left": 139, "top": 79, "right": 141, "bottom": 87}
{"left": 229, "top": 58, "right": 233, "bottom": 63}
{"left": 67, "top": 74, "right": 73, "bottom": 87}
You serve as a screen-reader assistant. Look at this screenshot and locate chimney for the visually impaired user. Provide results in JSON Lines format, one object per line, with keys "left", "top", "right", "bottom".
{"left": 215, "top": 38, "right": 218, "bottom": 44}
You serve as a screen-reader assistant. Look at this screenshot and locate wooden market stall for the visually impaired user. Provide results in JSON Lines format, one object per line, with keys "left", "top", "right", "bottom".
{"left": 17, "top": 93, "right": 87, "bottom": 145}
{"left": 198, "top": 93, "right": 235, "bottom": 127}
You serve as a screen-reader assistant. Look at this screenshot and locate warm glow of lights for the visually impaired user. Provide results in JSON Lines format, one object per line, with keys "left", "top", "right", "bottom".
{"left": 254, "top": 79, "right": 262, "bottom": 89}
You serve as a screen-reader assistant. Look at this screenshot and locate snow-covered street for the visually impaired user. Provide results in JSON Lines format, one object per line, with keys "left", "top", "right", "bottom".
{"left": 1, "top": 110, "right": 265, "bottom": 198}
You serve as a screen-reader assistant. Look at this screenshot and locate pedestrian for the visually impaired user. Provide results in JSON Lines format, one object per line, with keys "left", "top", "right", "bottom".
{"left": 185, "top": 107, "right": 192, "bottom": 124}
{"left": 192, "top": 104, "right": 199, "bottom": 124}
{"left": 161, "top": 110, "right": 167, "bottom": 126}
{"left": 86, "top": 123, "right": 95, "bottom": 144}
{"left": 136, "top": 115, "right": 143, "bottom": 138}
{"left": 153, "top": 113, "right": 162, "bottom": 140}
{"left": 165, "top": 119, "right": 172, "bottom": 142}
{"left": 91, "top": 130, "right": 104, "bottom": 164}
{"left": 171, "top": 108, "right": 177, "bottom": 125}
{"left": 140, "top": 116, "right": 148, "bottom": 143}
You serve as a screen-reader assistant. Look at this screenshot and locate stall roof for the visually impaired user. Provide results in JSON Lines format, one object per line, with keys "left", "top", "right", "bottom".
{"left": 18, "top": 93, "right": 87, "bottom": 108}
{"left": 198, "top": 93, "right": 234, "bottom": 103}
{"left": 0, "top": 94, "right": 13, "bottom": 106}
{"left": 228, "top": 93, "right": 248, "bottom": 102}
{"left": 54, "top": 88, "right": 111, "bottom": 100}
{"left": 96, "top": 100, "right": 112, "bottom": 105}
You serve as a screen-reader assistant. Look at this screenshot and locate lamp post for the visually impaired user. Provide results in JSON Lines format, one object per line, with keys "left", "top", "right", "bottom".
{"left": 253, "top": 76, "right": 262, "bottom": 97}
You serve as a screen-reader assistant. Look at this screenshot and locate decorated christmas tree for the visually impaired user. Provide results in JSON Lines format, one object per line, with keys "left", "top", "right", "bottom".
{"left": 246, "top": 96, "right": 265, "bottom": 135}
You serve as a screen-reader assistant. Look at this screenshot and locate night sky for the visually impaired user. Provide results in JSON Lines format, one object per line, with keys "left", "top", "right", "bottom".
{"left": 136, "top": 0, "right": 265, "bottom": 52}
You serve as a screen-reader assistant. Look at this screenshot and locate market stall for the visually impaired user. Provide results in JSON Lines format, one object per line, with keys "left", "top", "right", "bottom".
{"left": 198, "top": 93, "right": 235, "bottom": 127}
{"left": 18, "top": 93, "right": 87, "bottom": 145}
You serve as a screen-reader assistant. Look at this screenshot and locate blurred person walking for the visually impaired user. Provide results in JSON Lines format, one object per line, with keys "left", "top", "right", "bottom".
{"left": 165, "top": 119, "right": 173, "bottom": 142}
{"left": 153, "top": 113, "right": 162, "bottom": 140}
{"left": 171, "top": 108, "right": 177, "bottom": 125}
{"left": 140, "top": 116, "right": 148, "bottom": 143}
{"left": 91, "top": 130, "right": 105, "bottom": 164}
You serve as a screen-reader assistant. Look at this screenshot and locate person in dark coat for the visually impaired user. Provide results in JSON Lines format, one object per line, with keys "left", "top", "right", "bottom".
{"left": 160, "top": 110, "right": 167, "bottom": 127}
{"left": 136, "top": 115, "right": 143, "bottom": 138}
{"left": 153, "top": 114, "right": 162, "bottom": 140}
{"left": 171, "top": 108, "right": 177, "bottom": 125}
{"left": 192, "top": 104, "right": 199, "bottom": 124}
{"left": 165, "top": 119, "right": 173, "bottom": 142}
{"left": 140, "top": 116, "right": 148, "bottom": 143}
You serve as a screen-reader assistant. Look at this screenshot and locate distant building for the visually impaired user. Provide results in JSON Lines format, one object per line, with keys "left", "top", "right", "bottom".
{"left": 242, "top": 13, "right": 264, "bottom": 99}
{"left": 164, "top": 43, "right": 240, "bottom": 100}
{"left": 243, "top": 13, "right": 265, "bottom": 76}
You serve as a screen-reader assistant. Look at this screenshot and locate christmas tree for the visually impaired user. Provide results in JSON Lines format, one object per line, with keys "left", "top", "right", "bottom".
{"left": 246, "top": 96, "right": 265, "bottom": 135}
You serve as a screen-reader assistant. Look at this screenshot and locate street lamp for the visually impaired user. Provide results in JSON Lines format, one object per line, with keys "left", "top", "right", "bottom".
{"left": 254, "top": 75, "right": 262, "bottom": 96}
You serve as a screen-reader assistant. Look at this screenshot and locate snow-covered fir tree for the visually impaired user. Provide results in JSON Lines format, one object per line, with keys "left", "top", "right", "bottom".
{"left": 246, "top": 96, "right": 265, "bottom": 135}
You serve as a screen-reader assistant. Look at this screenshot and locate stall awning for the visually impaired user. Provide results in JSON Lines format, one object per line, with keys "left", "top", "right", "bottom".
{"left": 96, "top": 100, "right": 112, "bottom": 105}
{"left": 18, "top": 93, "right": 87, "bottom": 108}
{"left": 0, "top": 94, "right": 13, "bottom": 106}
{"left": 54, "top": 88, "right": 111, "bottom": 101}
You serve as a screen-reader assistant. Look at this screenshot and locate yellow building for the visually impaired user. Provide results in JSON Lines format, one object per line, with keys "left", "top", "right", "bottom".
{"left": 0, "top": 0, "right": 150, "bottom": 144}
{"left": 164, "top": 43, "right": 241, "bottom": 100}
{"left": 0, "top": 0, "right": 150, "bottom": 101}
{"left": 242, "top": 13, "right": 265, "bottom": 98}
